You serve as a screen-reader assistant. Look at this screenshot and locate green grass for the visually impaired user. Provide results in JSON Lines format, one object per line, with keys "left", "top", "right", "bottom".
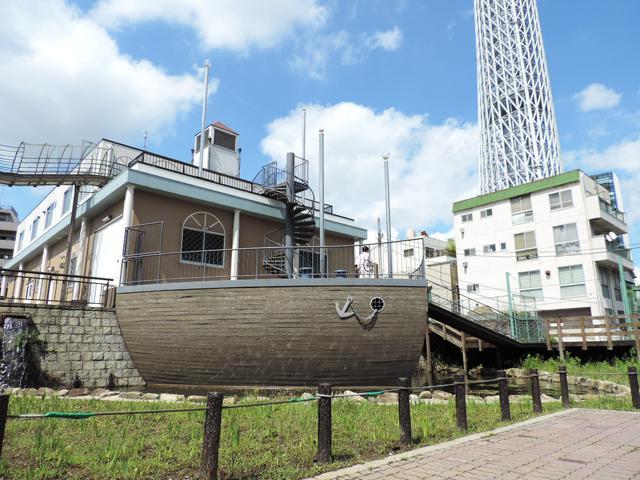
{"left": 2, "top": 393, "right": 636, "bottom": 480}
{"left": 0, "top": 394, "right": 563, "bottom": 480}
{"left": 521, "top": 352, "right": 640, "bottom": 385}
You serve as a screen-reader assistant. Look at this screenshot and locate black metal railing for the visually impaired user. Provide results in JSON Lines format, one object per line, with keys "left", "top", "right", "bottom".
{"left": 120, "top": 240, "right": 428, "bottom": 286}
{"left": 0, "top": 269, "right": 115, "bottom": 308}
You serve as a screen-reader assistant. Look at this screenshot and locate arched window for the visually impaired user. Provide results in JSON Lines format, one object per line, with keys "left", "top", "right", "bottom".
{"left": 180, "top": 212, "right": 225, "bottom": 267}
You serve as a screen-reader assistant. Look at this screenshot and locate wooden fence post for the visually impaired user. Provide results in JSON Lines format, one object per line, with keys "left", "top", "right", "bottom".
{"left": 556, "top": 319, "right": 565, "bottom": 362}
{"left": 201, "top": 392, "right": 224, "bottom": 480}
{"left": 529, "top": 369, "right": 542, "bottom": 414}
{"left": 454, "top": 374, "right": 467, "bottom": 431}
{"left": 497, "top": 370, "right": 511, "bottom": 421}
{"left": 0, "top": 394, "right": 9, "bottom": 458}
{"left": 398, "top": 377, "right": 412, "bottom": 445}
{"left": 558, "top": 366, "right": 570, "bottom": 408}
{"left": 628, "top": 367, "right": 640, "bottom": 410}
{"left": 317, "top": 383, "right": 332, "bottom": 463}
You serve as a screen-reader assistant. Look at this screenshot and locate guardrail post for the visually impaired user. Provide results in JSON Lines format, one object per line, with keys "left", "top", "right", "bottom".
{"left": 628, "top": 367, "right": 640, "bottom": 409}
{"left": 454, "top": 374, "right": 467, "bottom": 431}
{"left": 317, "top": 383, "right": 332, "bottom": 463}
{"left": 529, "top": 369, "right": 542, "bottom": 413}
{"left": 201, "top": 392, "right": 224, "bottom": 480}
{"left": 558, "top": 366, "right": 570, "bottom": 408}
{"left": 0, "top": 393, "right": 9, "bottom": 457}
{"left": 398, "top": 377, "right": 412, "bottom": 444}
{"left": 497, "top": 370, "right": 511, "bottom": 421}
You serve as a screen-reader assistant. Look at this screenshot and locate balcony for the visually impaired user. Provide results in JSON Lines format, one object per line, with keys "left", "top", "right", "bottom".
{"left": 592, "top": 236, "right": 633, "bottom": 271}
{"left": 586, "top": 194, "right": 627, "bottom": 235}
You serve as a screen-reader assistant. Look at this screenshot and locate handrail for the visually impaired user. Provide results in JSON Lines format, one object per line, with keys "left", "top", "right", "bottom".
{"left": 0, "top": 268, "right": 113, "bottom": 282}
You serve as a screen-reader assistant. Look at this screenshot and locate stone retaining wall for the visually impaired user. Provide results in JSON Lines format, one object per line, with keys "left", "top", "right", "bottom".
{"left": 0, "top": 304, "right": 144, "bottom": 389}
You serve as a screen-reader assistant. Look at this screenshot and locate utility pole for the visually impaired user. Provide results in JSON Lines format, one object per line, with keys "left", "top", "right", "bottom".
{"left": 198, "top": 60, "right": 210, "bottom": 176}
{"left": 505, "top": 272, "right": 516, "bottom": 338}
{"left": 618, "top": 256, "right": 632, "bottom": 318}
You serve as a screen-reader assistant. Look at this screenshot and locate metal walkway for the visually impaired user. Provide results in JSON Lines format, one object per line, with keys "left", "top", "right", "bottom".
{"left": 0, "top": 142, "right": 123, "bottom": 186}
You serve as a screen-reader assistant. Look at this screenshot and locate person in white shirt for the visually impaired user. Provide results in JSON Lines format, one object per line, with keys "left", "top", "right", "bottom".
{"left": 354, "top": 246, "right": 372, "bottom": 278}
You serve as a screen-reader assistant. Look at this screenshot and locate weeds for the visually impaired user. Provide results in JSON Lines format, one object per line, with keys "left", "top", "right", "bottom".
{"left": 0, "top": 393, "right": 633, "bottom": 479}
{"left": 521, "top": 352, "right": 640, "bottom": 385}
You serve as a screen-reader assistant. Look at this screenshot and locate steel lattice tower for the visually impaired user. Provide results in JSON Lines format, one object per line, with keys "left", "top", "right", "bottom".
{"left": 475, "top": 0, "right": 562, "bottom": 194}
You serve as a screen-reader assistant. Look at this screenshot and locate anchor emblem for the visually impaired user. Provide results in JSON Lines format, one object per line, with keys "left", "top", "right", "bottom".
{"left": 335, "top": 296, "right": 356, "bottom": 319}
{"left": 335, "top": 296, "right": 385, "bottom": 331}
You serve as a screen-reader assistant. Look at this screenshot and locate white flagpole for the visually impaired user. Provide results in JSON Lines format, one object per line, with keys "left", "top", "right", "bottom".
{"left": 198, "top": 60, "right": 210, "bottom": 175}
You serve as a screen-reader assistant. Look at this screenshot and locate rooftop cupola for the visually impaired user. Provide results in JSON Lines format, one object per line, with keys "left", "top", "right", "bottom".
{"left": 192, "top": 121, "right": 240, "bottom": 177}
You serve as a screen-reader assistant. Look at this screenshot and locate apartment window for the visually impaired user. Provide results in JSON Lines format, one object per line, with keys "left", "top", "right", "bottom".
{"left": 195, "top": 133, "right": 202, "bottom": 153}
{"left": 17, "top": 231, "right": 24, "bottom": 251}
{"left": 403, "top": 248, "right": 414, "bottom": 258}
{"left": 599, "top": 267, "right": 611, "bottom": 299}
{"left": 460, "top": 229, "right": 465, "bottom": 239}
{"left": 514, "top": 231, "right": 537, "bottom": 261}
{"left": 425, "top": 248, "right": 442, "bottom": 258}
{"left": 519, "top": 270, "right": 543, "bottom": 300}
{"left": 45, "top": 202, "right": 56, "bottom": 228}
{"left": 467, "top": 284, "right": 479, "bottom": 292}
{"left": 30, "top": 217, "right": 40, "bottom": 241}
{"left": 480, "top": 208, "right": 493, "bottom": 218}
{"left": 559, "top": 265, "right": 586, "bottom": 298}
{"left": 553, "top": 223, "right": 580, "bottom": 256}
{"left": 614, "top": 284, "right": 622, "bottom": 302}
{"left": 549, "top": 190, "right": 574, "bottom": 211}
{"left": 25, "top": 282, "right": 34, "bottom": 300}
{"left": 483, "top": 244, "right": 496, "bottom": 253}
{"left": 180, "top": 212, "right": 225, "bottom": 266}
{"left": 511, "top": 195, "right": 533, "bottom": 224}
{"left": 463, "top": 248, "right": 476, "bottom": 256}
{"left": 461, "top": 213, "right": 473, "bottom": 223}
{"left": 62, "top": 188, "right": 72, "bottom": 214}
{"left": 500, "top": 242, "right": 507, "bottom": 251}
{"left": 605, "top": 308, "right": 614, "bottom": 315}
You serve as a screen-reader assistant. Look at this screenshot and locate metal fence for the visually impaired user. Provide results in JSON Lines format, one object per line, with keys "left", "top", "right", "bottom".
{"left": 428, "top": 287, "right": 545, "bottom": 344}
{"left": 0, "top": 268, "right": 115, "bottom": 308}
{"left": 120, "top": 240, "right": 427, "bottom": 286}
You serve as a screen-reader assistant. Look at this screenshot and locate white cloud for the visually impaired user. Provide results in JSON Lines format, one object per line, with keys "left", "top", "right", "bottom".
{"left": 291, "top": 27, "right": 405, "bottom": 80}
{"left": 261, "top": 102, "right": 478, "bottom": 236}
{"left": 366, "top": 26, "right": 403, "bottom": 51}
{"left": 91, "top": 0, "right": 328, "bottom": 52}
{"left": 0, "top": 0, "right": 207, "bottom": 146}
{"left": 574, "top": 83, "right": 623, "bottom": 112}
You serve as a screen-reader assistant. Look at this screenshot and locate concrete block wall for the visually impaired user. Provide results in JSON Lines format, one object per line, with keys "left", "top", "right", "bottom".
{"left": 0, "top": 304, "right": 144, "bottom": 388}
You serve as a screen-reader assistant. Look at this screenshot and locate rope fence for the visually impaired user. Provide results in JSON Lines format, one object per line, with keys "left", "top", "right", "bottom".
{"left": 1, "top": 366, "right": 639, "bottom": 478}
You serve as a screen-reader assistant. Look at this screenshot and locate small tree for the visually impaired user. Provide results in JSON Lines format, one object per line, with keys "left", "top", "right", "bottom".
{"left": 445, "top": 238, "right": 456, "bottom": 257}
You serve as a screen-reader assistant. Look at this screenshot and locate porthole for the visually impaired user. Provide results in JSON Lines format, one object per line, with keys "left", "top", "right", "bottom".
{"left": 370, "top": 297, "right": 385, "bottom": 312}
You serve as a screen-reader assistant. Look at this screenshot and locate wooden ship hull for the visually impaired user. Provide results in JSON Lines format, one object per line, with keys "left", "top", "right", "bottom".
{"left": 115, "top": 279, "right": 428, "bottom": 387}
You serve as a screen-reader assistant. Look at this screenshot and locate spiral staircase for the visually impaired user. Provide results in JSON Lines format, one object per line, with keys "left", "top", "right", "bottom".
{"left": 253, "top": 157, "right": 318, "bottom": 277}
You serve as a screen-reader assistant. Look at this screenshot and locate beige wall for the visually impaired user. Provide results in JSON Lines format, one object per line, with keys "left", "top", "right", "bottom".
{"left": 128, "top": 190, "right": 357, "bottom": 281}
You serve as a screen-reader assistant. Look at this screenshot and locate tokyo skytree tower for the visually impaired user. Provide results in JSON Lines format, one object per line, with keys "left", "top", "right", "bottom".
{"left": 475, "top": 0, "right": 562, "bottom": 194}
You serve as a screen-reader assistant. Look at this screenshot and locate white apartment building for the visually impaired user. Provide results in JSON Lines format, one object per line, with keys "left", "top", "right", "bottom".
{"left": 452, "top": 170, "right": 634, "bottom": 319}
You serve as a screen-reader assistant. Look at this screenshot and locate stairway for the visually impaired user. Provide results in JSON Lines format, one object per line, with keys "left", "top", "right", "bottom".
{"left": 253, "top": 157, "right": 317, "bottom": 276}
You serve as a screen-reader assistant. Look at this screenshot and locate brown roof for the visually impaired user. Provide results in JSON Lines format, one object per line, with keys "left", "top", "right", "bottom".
{"left": 211, "top": 121, "right": 239, "bottom": 136}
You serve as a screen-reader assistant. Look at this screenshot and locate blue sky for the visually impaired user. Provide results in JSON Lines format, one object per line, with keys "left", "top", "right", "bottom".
{"left": 1, "top": 0, "right": 639, "bottom": 243}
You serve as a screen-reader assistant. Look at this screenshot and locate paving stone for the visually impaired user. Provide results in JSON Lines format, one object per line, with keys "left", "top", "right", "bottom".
{"left": 306, "top": 410, "right": 640, "bottom": 480}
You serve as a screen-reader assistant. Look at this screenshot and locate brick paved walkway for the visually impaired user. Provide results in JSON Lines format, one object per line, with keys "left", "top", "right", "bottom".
{"left": 308, "top": 409, "right": 640, "bottom": 480}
